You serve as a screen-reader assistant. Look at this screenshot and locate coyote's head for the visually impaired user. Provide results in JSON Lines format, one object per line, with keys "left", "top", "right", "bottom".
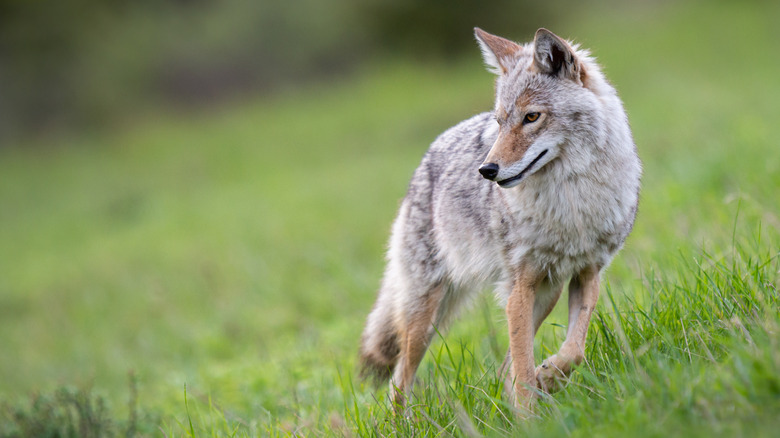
{"left": 475, "top": 28, "right": 599, "bottom": 188}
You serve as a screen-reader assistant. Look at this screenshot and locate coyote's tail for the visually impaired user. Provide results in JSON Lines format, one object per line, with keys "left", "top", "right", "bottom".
{"left": 359, "top": 297, "right": 400, "bottom": 384}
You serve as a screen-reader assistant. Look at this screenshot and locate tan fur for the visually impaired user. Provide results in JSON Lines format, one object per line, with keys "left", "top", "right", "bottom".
{"left": 579, "top": 64, "right": 590, "bottom": 90}
{"left": 505, "top": 263, "right": 544, "bottom": 408}
{"left": 359, "top": 27, "right": 641, "bottom": 415}
{"left": 535, "top": 265, "right": 600, "bottom": 391}
{"left": 474, "top": 28, "right": 522, "bottom": 74}
{"left": 499, "top": 279, "right": 563, "bottom": 404}
{"left": 531, "top": 29, "right": 583, "bottom": 86}
{"left": 485, "top": 110, "right": 549, "bottom": 168}
{"left": 515, "top": 89, "right": 542, "bottom": 108}
{"left": 485, "top": 130, "right": 528, "bottom": 167}
{"left": 498, "top": 264, "right": 601, "bottom": 401}
{"left": 389, "top": 283, "right": 444, "bottom": 406}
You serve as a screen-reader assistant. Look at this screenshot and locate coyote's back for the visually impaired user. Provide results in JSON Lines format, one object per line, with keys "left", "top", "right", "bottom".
{"left": 360, "top": 28, "right": 641, "bottom": 409}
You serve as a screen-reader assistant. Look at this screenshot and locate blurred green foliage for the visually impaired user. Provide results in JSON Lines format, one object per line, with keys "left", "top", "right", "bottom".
{"left": 0, "top": 0, "right": 559, "bottom": 143}
{"left": 1, "top": 0, "right": 779, "bottom": 435}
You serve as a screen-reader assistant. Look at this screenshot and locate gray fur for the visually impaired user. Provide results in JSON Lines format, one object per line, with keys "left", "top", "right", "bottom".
{"left": 360, "top": 28, "right": 641, "bottom": 391}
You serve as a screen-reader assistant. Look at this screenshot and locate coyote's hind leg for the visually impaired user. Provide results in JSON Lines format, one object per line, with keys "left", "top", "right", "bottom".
{"left": 389, "top": 283, "right": 445, "bottom": 407}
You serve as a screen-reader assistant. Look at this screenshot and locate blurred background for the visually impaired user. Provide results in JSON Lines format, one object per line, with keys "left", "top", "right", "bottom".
{"left": 1, "top": 0, "right": 779, "bottom": 434}
{"left": 0, "top": 0, "right": 567, "bottom": 145}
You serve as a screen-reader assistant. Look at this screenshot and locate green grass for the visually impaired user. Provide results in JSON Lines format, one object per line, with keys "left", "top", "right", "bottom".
{"left": 1, "top": 0, "right": 779, "bottom": 436}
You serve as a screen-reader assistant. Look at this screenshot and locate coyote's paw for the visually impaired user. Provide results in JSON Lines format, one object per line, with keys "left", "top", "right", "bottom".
{"left": 534, "top": 355, "right": 570, "bottom": 393}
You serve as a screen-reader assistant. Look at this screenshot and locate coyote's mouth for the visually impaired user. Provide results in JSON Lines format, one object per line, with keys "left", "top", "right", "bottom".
{"left": 497, "top": 149, "right": 549, "bottom": 188}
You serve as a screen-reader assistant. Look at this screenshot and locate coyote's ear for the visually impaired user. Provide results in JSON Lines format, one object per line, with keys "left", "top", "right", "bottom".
{"left": 533, "top": 28, "right": 580, "bottom": 82}
{"left": 474, "top": 27, "right": 521, "bottom": 75}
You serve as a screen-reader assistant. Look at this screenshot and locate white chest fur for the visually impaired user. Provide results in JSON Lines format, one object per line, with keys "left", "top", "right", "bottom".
{"left": 498, "top": 154, "right": 638, "bottom": 283}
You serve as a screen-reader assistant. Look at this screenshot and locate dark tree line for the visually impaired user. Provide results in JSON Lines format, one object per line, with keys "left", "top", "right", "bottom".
{"left": 0, "top": 0, "right": 561, "bottom": 144}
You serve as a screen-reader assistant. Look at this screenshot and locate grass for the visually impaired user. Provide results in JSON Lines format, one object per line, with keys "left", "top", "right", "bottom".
{"left": 1, "top": 0, "right": 779, "bottom": 436}
{"left": 345, "top": 244, "right": 780, "bottom": 437}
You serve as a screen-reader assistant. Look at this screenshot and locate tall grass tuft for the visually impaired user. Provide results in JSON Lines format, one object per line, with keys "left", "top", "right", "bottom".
{"left": 0, "top": 373, "right": 159, "bottom": 438}
{"left": 343, "top": 237, "right": 780, "bottom": 437}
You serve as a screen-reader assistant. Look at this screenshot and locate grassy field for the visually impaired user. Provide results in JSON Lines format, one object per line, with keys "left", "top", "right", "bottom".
{"left": 1, "top": 1, "right": 779, "bottom": 436}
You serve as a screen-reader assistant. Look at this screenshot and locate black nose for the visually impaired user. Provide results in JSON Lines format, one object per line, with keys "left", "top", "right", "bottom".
{"left": 478, "top": 162, "right": 499, "bottom": 180}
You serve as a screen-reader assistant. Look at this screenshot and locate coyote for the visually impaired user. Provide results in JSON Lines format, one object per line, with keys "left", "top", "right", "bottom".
{"left": 359, "top": 28, "right": 641, "bottom": 409}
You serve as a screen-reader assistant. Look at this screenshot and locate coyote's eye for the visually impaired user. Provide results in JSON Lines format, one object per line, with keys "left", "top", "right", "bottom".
{"left": 523, "top": 112, "right": 541, "bottom": 124}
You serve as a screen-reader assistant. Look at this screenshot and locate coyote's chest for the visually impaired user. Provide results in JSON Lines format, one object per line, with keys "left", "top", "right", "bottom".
{"left": 497, "top": 169, "right": 632, "bottom": 282}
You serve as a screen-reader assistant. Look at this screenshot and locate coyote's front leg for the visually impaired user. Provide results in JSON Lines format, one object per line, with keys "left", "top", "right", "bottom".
{"left": 505, "top": 265, "right": 541, "bottom": 410}
{"left": 535, "top": 265, "right": 600, "bottom": 392}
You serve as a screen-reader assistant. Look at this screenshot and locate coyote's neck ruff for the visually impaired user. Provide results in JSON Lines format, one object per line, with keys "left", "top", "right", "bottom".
{"left": 360, "top": 28, "right": 641, "bottom": 411}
